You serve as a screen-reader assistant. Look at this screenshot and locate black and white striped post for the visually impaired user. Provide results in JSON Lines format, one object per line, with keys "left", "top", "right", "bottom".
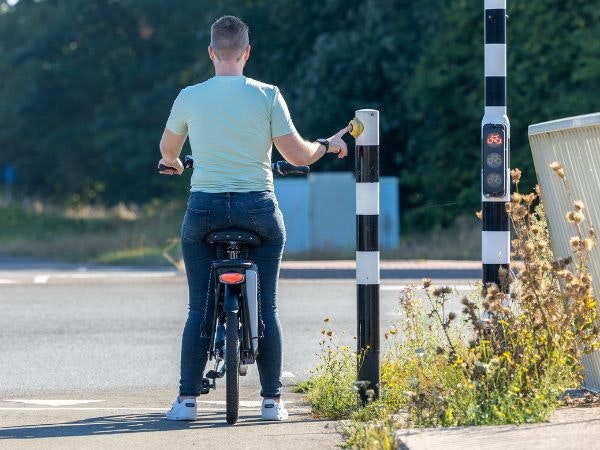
{"left": 353, "top": 109, "right": 380, "bottom": 403}
{"left": 482, "top": 0, "right": 510, "bottom": 289}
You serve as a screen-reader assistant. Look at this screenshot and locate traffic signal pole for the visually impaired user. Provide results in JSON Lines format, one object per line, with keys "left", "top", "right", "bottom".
{"left": 482, "top": 0, "right": 510, "bottom": 289}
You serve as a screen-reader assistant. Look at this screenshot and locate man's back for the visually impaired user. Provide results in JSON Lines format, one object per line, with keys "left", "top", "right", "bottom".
{"left": 166, "top": 76, "right": 295, "bottom": 193}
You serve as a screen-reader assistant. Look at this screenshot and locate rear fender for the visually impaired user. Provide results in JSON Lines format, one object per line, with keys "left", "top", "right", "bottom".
{"left": 223, "top": 284, "right": 240, "bottom": 313}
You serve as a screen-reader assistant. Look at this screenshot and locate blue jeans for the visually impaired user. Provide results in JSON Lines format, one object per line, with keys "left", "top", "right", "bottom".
{"left": 178, "top": 190, "right": 286, "bottom": 398}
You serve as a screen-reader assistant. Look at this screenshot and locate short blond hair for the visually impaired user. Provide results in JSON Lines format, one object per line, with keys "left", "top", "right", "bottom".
{"left": 210, "top": 15, "right": 249, "bottom": 61}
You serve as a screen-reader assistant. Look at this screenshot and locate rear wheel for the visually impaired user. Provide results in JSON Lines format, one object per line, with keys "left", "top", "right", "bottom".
{"left": 225, "top": 303, "right": 240, "bottom": 424}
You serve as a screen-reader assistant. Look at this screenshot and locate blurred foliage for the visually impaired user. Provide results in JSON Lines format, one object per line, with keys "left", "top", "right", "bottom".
{"left": 0, "top": 0, "right": 598, "bottom": 229}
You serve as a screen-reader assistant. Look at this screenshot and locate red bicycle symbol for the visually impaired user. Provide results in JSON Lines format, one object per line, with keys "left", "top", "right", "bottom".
{"left": 486, "top": 133, "right": 503, "bottom": 146}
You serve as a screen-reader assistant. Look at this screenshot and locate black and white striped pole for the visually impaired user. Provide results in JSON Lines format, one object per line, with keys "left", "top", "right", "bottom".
{"left": 351, "top": 109, "right": 380, "bottom": 403}
{"left": 482, "top": 0, "right": 510, "bottom": 290}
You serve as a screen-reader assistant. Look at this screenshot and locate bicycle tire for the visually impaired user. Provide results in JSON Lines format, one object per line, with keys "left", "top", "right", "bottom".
{"left": 225, "top": 307, "right": 240, "bottom": 425}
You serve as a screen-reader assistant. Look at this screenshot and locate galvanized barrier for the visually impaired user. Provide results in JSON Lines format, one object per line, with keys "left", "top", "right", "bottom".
{"left": 529, "top": 112, "right": 600, "bottom": 391}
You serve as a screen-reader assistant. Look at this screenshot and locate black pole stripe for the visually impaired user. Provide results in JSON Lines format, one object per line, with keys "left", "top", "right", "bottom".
{"left": 482, "top": 201, "right": 509, "bottom": 231}
{"left": 358, "top": 350, "right": 380, "bottom": 399}
{"left": 357, "top": 215, "right": 379, "bottom": 251}
{"left": 485, "top": 76, "right": 506, "bottom": 106}
{"left": 483, "top": 263, "right": 509, "bottom": 286}
{"left": 357, "top": 284, "right": 380, "bottom": 351}
{"left": 485, "top": 9, "right": 506, "bottom": 44}
{"left": 356, "top": 145, "right": 379, "bottom": 183}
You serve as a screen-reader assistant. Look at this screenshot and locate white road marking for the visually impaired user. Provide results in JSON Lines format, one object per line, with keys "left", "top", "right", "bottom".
{"left": 33, "top": 274, "right": 50, "bottom": 284}
{"left": 6, "top": 399, "right": 105, "bottom": 406}
{"left": 0, "top": 279, "right": 19, "bottom": 284}
{"left": 51, "top": 272, "right": 177, "bottom": 280}
{"left": 282, "top": 371, "right": 295, "bottom": 378}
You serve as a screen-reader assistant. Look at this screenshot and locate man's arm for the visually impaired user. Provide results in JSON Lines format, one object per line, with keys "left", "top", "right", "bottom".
{"left": 273, "top": 126, "right": 350, "bottom": 166}
{"left": 158, "top": 129, "right": 187, "bottom": 175}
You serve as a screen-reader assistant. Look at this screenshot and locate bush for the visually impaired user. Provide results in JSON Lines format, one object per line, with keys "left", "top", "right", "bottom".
{"left": 301, "top": 164, "right": 600, "bottom": 448}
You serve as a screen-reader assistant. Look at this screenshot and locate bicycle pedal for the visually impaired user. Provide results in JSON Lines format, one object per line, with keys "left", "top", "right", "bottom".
{"left": 199, "top": 377, "right": 212, "bottom": 394}
{"left": 205, "top": 370, "right": 223, "bottom": 379}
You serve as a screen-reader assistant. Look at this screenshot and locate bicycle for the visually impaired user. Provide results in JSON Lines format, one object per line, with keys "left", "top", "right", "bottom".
{"left": 159, "top": 156, "right": 309, "bottom": 424}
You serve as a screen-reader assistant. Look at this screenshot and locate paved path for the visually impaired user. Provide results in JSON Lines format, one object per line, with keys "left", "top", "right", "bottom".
{"left": 2, "top": 259, "right": 598, "bottom": 449}
{"left": 396, "top": 406, "right": 600, "bottom": 450}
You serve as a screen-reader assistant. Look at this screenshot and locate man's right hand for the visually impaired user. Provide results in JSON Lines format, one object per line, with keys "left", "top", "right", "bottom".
{"left": 327, "top": 125, "right": 351, "bottom": 159}
{"left": 158, "top": 158, "right": 184, "bottom": 175}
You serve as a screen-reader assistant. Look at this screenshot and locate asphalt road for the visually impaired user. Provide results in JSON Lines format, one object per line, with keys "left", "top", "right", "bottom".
{"left": 0, "top": 267, "right": 477, "bottom": 449}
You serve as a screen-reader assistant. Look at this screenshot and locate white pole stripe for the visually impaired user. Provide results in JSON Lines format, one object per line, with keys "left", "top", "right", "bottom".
{"left": 485, "top": 0, "right": 506, "bottom": 8}
{"left": 485, "top": 44, "right": 506, "bottom": 76}
{"left": 481, "top": 193, "right": 510, "bottom": 202}
{"left": 484, "top": 106, "right": 508, "bottom": 118}
{"left": 356, "top": 182, "right": 379, "bottom": 215}
{"left": 356, "top": 251, "right": 380, "bottom": 284}
{"left": 482, "top": 231, "right": 511, "bottom": 264}
{"left": 355, "top": 109, "right": 379, "bottom": 146}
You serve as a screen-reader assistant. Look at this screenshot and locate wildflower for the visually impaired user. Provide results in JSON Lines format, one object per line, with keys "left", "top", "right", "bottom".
{"left": 514, "top": 205, "right": 528, "bottom": 219}
{"left": 549, "top": 161, "right": 566, "bottom": 180}
{"left": 323, "top": 317, "right": 330, "bottom": 323}
{"left": 511, "top": 192, "right": 522, "bottom": 204}
{"left": 590, "top": 226, "right": 596, "bottom": 239}
{"left": 448, "top": 312, "right": 457, "bottom": 321}
{"left": 510, "top": 168, "right": 522, "bottom": 184}
{"left": 423, "top": 278, "right": 432, "bottom": 289}
{"left": 574, "top": 200, "right": 585, "bottom": 211}
{"left": 475, "top": 361, "right": 490, "bottom": 372}
{"left": 326, "top": 331, "right": 333, "bottom": 337}
{"left": 522, "top": 193, "right": 536, "bottom": 206}
{"left": 566, "top": 211, "right": 585, "bottom": 224}
{"left": 476, "top": 210, "right": 483, "bottom": 220}
{"left": 570, "top": 237, "right": 582, "bottom": 251}
{"left": 584, "top": 238, "right": 595, "bottom": 252}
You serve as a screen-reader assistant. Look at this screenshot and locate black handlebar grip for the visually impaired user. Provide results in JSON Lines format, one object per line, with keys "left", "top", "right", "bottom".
{"left": 272, "top": 161, "right": 310, "bottom": 177}
{"left": 157, "top": 155, "right": 194, "bottom": 173}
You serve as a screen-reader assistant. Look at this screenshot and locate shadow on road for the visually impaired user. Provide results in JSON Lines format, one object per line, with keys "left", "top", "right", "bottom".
{"left": 0, "top": 412, "right": 327, "bottom": 439}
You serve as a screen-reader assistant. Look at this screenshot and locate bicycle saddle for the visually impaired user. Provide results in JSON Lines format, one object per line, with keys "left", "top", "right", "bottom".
{"left": 205, "top": 229, "right": 262, "bottom": 247}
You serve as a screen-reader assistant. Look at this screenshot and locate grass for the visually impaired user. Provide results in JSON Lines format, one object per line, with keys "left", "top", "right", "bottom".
{"left": 0, "top": 201, "right": 184, "bottom": 265}
{"left": 386, "top": 215, "right": 481, "bottom": 260}
{"left": 0, "top": 201, "right": 481, "bottom": 265}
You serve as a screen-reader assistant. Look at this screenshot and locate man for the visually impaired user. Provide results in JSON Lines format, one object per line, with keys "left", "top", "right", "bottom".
{"left": 159, "top": 15, "right": 349, "bottom": 422}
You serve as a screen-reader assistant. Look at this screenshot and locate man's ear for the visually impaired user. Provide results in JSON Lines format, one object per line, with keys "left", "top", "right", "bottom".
{"left": 244, "top": 45, "right": 251, "bottom": 60}
{"left": 208, "top": 46, "right": 216, "bottom": 61}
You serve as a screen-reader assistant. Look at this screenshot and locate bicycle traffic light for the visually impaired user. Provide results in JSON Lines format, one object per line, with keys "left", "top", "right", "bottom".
{"left": 482, "top": 123, "right": 507, "bottom": 197}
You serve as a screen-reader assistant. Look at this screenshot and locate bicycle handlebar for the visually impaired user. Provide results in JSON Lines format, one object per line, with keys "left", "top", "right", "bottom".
{"left": 271, "top": 160, "right": 310, "bottom": 177}
{"left": 158, "top": 156, "right": 310, "bottom": 177}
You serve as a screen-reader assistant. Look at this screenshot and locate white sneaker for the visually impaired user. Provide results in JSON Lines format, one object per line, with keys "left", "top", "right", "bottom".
{"left": 166, "top": 396, "right": 197, "bottom": 421}
{"left": 261, "top": 398, "right": 288, "bottom": 421}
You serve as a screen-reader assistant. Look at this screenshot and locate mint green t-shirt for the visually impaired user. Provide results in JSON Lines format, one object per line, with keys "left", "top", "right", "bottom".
{"left": 165, "top": 76, "right": 296, "bottom": 193}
